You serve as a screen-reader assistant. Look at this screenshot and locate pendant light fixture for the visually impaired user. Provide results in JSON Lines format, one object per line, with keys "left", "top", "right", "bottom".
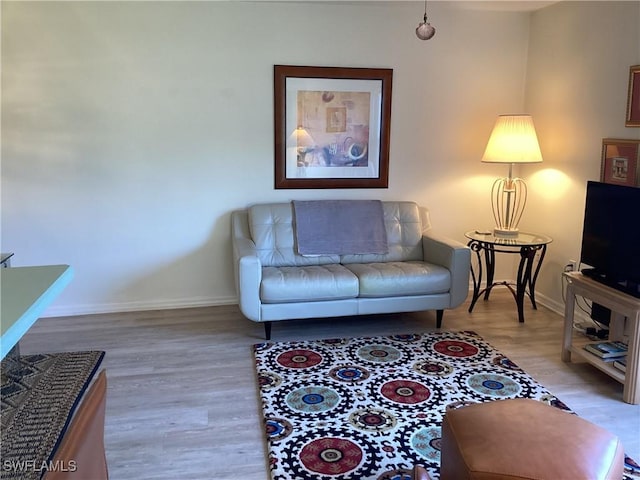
{"left": 416, "top": 0, "right": 436, "bottom": 40}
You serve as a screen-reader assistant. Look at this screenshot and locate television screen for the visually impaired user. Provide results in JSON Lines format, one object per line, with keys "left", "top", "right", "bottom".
{"left": 580, "top": 181, "right": 640, "bottom": 297}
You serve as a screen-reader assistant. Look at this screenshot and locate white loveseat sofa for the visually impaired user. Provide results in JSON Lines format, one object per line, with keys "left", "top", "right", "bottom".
{"left": 231, "top": 200, "right": 470, "bottom": 339}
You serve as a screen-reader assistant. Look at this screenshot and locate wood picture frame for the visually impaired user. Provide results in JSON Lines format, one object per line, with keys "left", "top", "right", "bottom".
{"left": 626, "top": 65, "right": 640, "bottom": 127}
{"left": 274, "top": 65, "right": 392, "bottom": 189}
{"left": 600, "top": 138, "right": 640, "bottom": 187}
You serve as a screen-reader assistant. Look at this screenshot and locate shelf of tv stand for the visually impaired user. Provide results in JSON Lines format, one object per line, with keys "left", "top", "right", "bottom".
{"left": 562, "top": 271, "right": 640, "bottom": 404}
{"left": 568, "top": 336, "right": 625, "bottom": 384}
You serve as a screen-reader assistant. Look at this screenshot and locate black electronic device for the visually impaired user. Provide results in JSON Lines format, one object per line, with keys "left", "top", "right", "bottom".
{"left": 590, "top": 302, "right": 611, "bottom": 327}
{"left": 579, "top": 181, "right": 640, "bottom": 298}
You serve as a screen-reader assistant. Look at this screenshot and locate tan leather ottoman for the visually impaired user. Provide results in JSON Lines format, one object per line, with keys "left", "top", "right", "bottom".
{"left": 440, "top": 398, "right": 624, "bottom": 480}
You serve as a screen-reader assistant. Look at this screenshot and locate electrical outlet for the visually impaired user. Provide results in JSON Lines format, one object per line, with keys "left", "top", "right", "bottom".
{"left": 564, "top": 259, "right": 577, "bottom": 272}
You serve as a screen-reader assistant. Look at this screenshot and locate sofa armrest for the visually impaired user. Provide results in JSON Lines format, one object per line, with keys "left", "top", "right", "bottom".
{"left": 422, "top": 233, "right": 471, "bottom": 308}
{"left": 231, "top": 210, "right": 262, "bottom": 321}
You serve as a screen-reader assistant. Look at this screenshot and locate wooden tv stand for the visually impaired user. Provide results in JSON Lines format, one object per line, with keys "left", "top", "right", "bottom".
{"left": 562, "top": 271, "right": 640, "bottom": 404}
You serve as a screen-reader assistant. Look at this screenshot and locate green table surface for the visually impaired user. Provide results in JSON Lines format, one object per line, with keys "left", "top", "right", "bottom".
{"left": 1, "top": 265, "right": 74, "bottom": 359}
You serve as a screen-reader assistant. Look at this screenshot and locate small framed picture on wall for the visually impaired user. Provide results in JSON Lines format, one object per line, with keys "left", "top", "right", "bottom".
{"left": 600, "top": 138, "right": 640, "bottom": 187}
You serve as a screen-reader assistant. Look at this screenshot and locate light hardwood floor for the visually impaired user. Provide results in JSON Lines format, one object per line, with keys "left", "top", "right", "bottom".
{"left": 18, "top": 291, "right": 640, "bottom": 479}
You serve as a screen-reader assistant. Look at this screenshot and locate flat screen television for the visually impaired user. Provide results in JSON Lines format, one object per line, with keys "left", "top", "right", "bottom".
{"left": 579, "top": 180, "right": 640, "bottom": 298}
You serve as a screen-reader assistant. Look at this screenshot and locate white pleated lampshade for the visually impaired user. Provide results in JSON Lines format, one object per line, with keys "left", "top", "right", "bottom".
{"left": 481, "top": 114, "right": 543, "bottom": 164}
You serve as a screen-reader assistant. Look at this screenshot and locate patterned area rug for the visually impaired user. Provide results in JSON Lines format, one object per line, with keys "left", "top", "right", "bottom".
{"left": 253, "top": 331, "right": 639, "bottom": 480}
{"left": 1, "top": 351, "right": 105, "bottom": 480}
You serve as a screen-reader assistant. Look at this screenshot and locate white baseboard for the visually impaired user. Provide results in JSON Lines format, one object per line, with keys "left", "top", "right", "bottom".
{"left": 502, "top": 285, "right": 593, "bottom": 325}
{"left": 42, "top": 284, "right": 590, "bottom": 325}
{"left": 534, "top": 291, "right": 565, "bottom": 317}
{"left": 41, "top": 295, "right": 238, "bottom": 318}
{"left": 467, "top": 279, "right": 592, "bottom": 325}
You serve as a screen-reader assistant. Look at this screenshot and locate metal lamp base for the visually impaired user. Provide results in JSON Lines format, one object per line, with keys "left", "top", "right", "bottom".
{"left": 491, "top": 173, "right": 527, "bottom": 235}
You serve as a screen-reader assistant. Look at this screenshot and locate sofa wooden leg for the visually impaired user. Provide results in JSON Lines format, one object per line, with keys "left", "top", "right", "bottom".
{"left": 263, "top": 322, "right": 272, "bottom": 340}
{"left": 436, "top": 310, "right": 443, "bottom": 328}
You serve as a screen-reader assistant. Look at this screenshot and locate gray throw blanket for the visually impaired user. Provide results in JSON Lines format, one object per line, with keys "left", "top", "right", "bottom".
{"left": 293, "top": 200, "right": 388, "bottom": 255}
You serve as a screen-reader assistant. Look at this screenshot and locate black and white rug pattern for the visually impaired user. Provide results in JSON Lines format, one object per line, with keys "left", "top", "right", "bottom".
{"left": 253, "top": 331, "right": 639, "bottom": 480}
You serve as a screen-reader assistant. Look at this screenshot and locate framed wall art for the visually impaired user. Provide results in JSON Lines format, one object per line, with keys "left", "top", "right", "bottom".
{"left": 600, "top": 138, "right": 640, "bottom": 187}
{"left": 274, "top": 65, "right": 392, "bottom": 189}
{"left": 626, "top": 65, "right": 640, "bottom": 127}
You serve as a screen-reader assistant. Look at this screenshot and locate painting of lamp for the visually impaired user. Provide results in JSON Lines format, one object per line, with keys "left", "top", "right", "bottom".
{"left": 290, "top": 126, "right": 315, "bottom": 167}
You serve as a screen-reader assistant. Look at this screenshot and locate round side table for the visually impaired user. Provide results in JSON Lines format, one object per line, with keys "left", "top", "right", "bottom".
{"left": 465, "top": 230, "right": 552, "bottom": 322}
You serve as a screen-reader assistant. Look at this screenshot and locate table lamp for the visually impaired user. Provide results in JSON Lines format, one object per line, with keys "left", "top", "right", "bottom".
{"left": 481, "top": 114, "right": 543, "bottom": 236}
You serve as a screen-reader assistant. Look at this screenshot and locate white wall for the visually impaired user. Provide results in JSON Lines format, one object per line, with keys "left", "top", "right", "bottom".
{"left": 525, "top": 1, "right": 640, "bottom": 313}
{"left": 9, "top": 2, "right": 637, "bottom": 318}
{"left": 2, "top": 1, "right": 532, "bottom": 316}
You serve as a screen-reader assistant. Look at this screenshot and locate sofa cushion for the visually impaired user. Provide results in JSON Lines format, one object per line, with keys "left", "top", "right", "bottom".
{"left": 261, "top": 264, "right": 359, "bottom": 303}
{"left": 344, "top": 261, "right": 450, "bottom": 297}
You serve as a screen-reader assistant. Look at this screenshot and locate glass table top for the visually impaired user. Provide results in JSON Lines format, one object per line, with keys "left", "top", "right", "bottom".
{"left": 465, "top": 230, "right": 553, "bottom": 247}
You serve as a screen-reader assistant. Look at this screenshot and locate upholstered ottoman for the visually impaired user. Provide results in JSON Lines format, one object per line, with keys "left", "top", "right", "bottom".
{"left": 440, "top": 398, "right": 624, "bottom": 480}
